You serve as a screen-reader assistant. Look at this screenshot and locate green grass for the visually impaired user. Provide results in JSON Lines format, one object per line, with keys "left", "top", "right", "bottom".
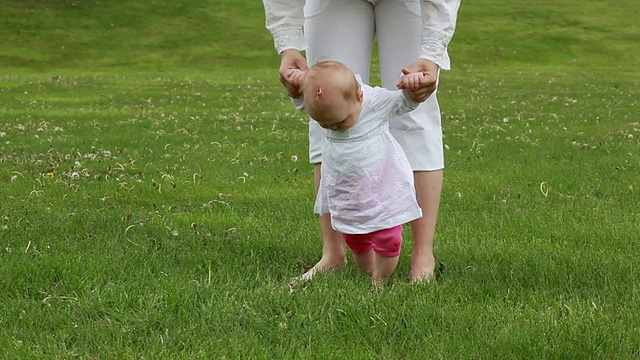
{"left": 1, "top": 0, "right": 639, "bottom": 358}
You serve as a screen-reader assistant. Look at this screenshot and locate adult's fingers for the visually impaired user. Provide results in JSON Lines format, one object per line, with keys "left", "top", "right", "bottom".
{"left": 278, "top": 50, "right": 308, "bottom": 98}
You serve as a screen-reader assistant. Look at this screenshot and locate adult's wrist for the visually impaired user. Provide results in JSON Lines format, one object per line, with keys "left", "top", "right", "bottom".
{"left": 280, "top": 48, "right": 301, "bottom": 58}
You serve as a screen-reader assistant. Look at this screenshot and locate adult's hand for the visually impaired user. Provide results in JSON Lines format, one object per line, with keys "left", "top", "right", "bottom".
{"left": 396, "top": 58, "right": 440, "bottom": 102}
{"left": 279, "top": 49, "right": 309, "bottom": 98}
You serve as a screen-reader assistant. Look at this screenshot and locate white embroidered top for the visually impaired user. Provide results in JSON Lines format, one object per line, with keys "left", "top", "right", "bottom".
{"left": 262, "top": 0, "right": 461, "bottom": 70}
{"left": 293, "top": 82, "right": 423, "bottom": 234}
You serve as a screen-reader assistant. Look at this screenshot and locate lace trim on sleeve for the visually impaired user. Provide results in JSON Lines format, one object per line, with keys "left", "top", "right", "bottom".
{"left": 273, "top": 28, "right": 307, "bottom": 54}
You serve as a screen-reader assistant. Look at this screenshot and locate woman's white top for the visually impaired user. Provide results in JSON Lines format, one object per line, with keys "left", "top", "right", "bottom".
{"left": 262, "top": 0, "right": 461, "bottom": 70}
{"left": 293, "top": 83, "right": 423, "bottom": 234}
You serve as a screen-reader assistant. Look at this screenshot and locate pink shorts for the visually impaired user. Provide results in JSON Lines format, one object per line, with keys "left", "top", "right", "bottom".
{"left": 342, "top": 225, "right": 403, "bottom": 258}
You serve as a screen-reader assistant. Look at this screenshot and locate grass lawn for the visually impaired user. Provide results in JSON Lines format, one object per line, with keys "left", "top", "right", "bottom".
{"left": 1, "top": 0, "right": 639, "bottom": 358}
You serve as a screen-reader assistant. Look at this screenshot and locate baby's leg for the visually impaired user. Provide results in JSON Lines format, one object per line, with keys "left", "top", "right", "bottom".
{"left": 352, "top": 252, "right": 375, "bottom": 275}
{"left": 371, "top": 225, "right": 404, "bottom": 287}
{"left": 343, "top": 233, "right": 374, "bottom": 274}
{"left": 372, "top": 254, "right": 400, "bottom": 287}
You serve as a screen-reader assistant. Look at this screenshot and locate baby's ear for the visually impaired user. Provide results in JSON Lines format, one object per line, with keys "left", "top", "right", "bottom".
{"left": 356, "top": 89, "right": 364, "bottom": 102}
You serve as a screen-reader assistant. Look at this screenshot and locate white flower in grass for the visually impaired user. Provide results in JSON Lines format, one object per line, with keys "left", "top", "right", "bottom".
{"left": 0, "top": 132, "right": 5, "bottom": 137}
{"left": 171, "top": 230, "right": 179, "bottom": 237}
{"left": 291, "top": 155, "right": 298, "bottom": 162}
{"left": 10, "top": 175, "right": 18, "bottom": 183}
{"left": 70, "top": 172, "right": 80, "bottom": 180}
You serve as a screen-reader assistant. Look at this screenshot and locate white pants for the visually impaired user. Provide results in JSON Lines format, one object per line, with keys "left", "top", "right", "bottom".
{"left": 304, "top": 0, "right": 444, "bottom": 171}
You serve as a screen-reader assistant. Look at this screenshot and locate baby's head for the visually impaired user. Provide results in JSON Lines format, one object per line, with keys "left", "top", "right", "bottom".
{"left": 302, "top": 61, "right": 363, "bottom": 131}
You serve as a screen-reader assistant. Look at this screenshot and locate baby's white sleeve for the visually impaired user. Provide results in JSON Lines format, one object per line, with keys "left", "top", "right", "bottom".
{"left": 263, "top": 0, "right": 307, "bottom": 54}
{"left": 290, "top": 97, "right": 305, "bottom": 112}
{"left": 393, "top": 91, "right": 420, "bottom": 117}
{"left": 400, "top": 92, "right": 421, "bottom": 113}
{"left": 371, "top": 87, "right": 419, "bottom": 118}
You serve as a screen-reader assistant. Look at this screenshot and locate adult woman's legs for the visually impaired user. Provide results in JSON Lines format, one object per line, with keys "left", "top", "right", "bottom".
{"left": 295, "top": 164, "right": 347, "bottom": 282}
{"left": 296, "top": 0, "right": 376, "bottom": 281}
{"left": 376, "top": 0, "right": 444, "bottom": 282}
{"left": 409, "top": 170, "right": 442, "bottom": 282}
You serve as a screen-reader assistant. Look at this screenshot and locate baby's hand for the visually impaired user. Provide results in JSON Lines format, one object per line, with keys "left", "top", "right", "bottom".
{"left": 287, "top": 69, "right": 306, "bottom": 98}
{"left": 399, "top": 71, "right": 425, "bottom": 90}
{"left": 400, "top": 72, "right": 427, "bottom": 103}
{"left": 396, "top": 60, "right": 438, "bottom": 102}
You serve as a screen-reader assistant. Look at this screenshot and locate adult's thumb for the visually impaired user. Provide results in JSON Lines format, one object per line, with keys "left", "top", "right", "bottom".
{"left": 295, "top": 59, "right": 310, "bottom": 72}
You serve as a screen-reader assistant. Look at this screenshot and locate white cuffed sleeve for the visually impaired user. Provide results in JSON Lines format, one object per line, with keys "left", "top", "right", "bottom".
{"left": 263, "top": 0, "right": 307, "bottom": 54}
{"left": 400, "top": 92, "right": 421, "bottom": 113}
{"left": 419, "top": 0, "right": 461, "bottom": 70}
{"left": 290, "top": 97, "right": 305, "bottom": 112}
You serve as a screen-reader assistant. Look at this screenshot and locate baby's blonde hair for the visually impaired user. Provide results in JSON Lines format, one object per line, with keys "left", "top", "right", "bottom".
{"left": 302, "top": 61, "right": 360, "bottom": 112}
